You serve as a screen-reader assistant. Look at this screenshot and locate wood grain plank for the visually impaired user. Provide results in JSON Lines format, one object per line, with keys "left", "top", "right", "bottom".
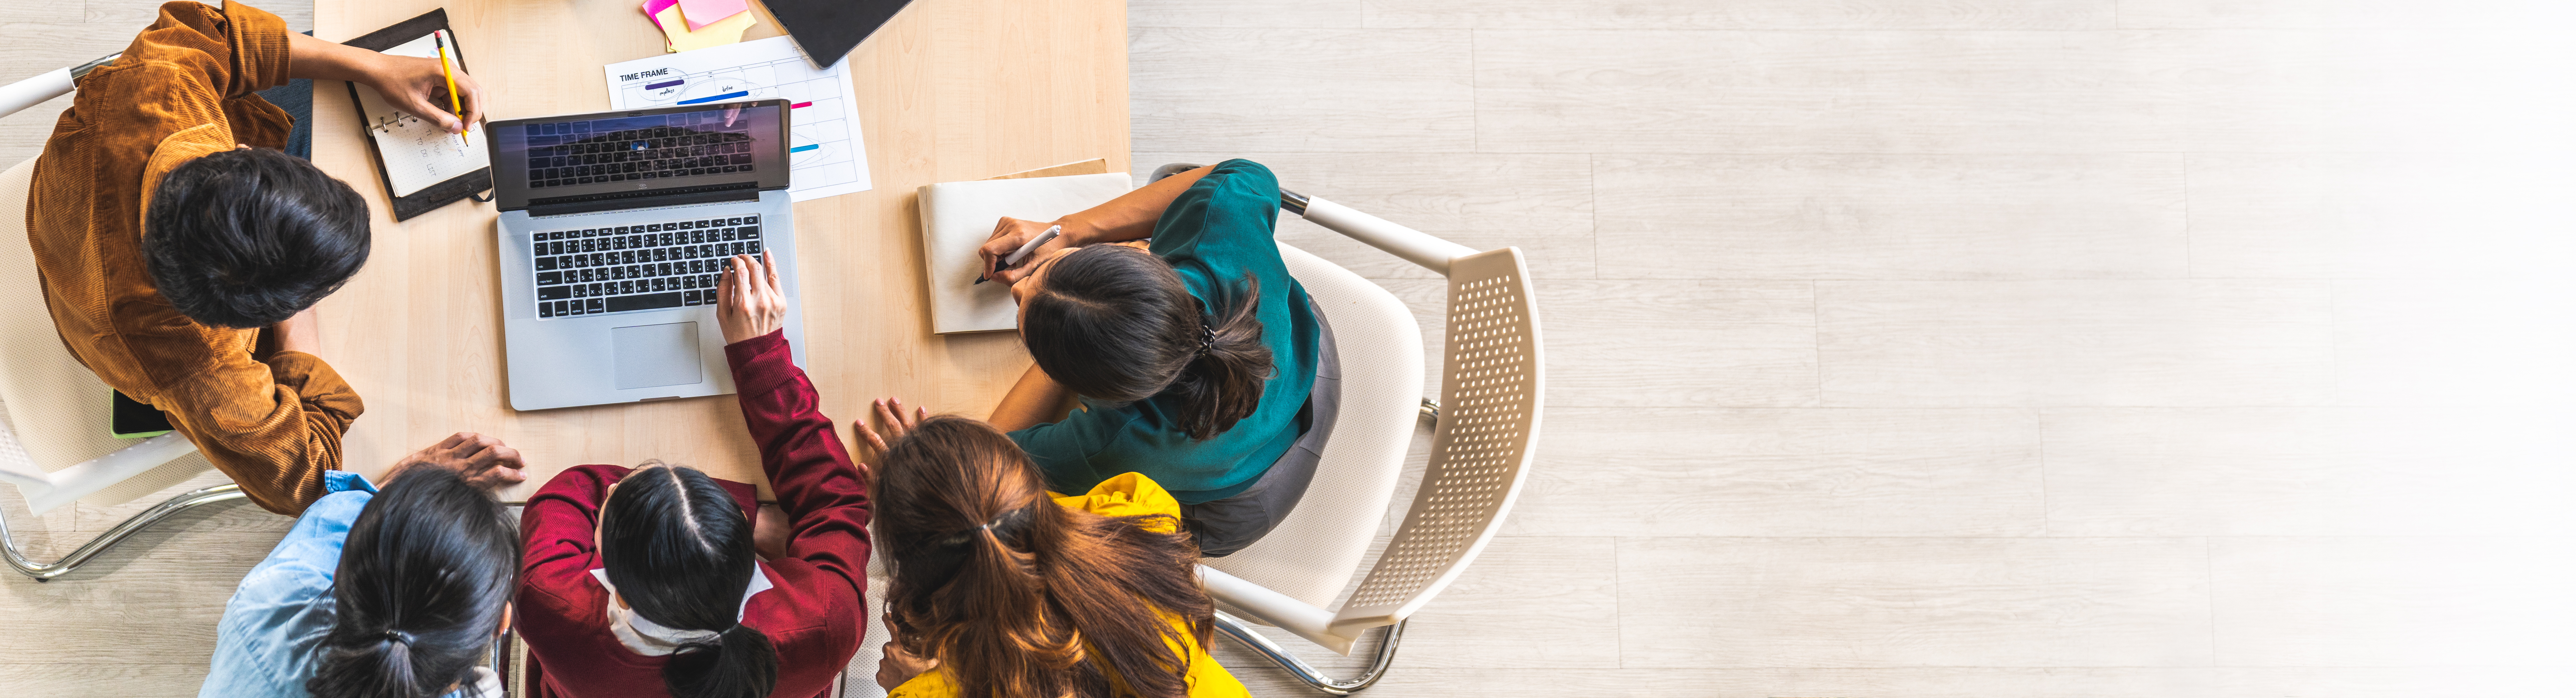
{"left": 1594, "top": 154, "right": 2188, "bottom": 280}
{"left": 2041, "top": 407, "right": 2576, "bottom": 536}
{"left": 72, "top": 470, "right": 295, "bottom": 534}
{"left": 1375, "top": 537, "right": 1620, "bottom": 668}
{"left": 1474, "top": 30, "right": 2175, "bottom": 154}
{"left": 1130, "top": 0, "right": 1361, "bottom": 28}
{"left": 0, "top": 530, "right": 272, "bottom": 659}
{"left": 84, "top": 0, "right": 316, "bottom": 31}
{"left": 1618, "top": 536, "right": 2214, "bottom": 668}
{"left": 0, "top": 664, "right": 216, "bottom": 697}
{"left": 1477, "top": 29, "right": 2576, "bottom": 155}
{"left": 1385, "top": 280, "right": 1818, "bottom": 407}
{"left": 2209, "top": 536, "right": 2576, "bottom": 667}
{"left": 1816, "top": 280, "right": 2336, "bottom": 407}
{"left": 1135, "top": 151, "right": 1596, "bottom": 280}
{"left": 1131, "top": 28, "right": 1473, "bottom": 153}
{"left": 1509, "top": 407, "right": 2044, "bottom": 537}
{"left": 2118, "top": 0, "right": 2570, "bottom": 29}
{"left": 1366, "top": 0, "right": 2117, "bottom": 29}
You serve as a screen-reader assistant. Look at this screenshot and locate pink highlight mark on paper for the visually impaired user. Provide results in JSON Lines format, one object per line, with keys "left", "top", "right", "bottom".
{"left": 790, "top": 101, "right": 813, "bottom": 109}
{"left": 676, "top": 0, "right": 751, "bottom": 30}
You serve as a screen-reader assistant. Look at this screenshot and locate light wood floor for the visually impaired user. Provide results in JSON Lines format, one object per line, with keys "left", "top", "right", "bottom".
{"left": 7, "top": 1, "right": 2576, "bottom": 696}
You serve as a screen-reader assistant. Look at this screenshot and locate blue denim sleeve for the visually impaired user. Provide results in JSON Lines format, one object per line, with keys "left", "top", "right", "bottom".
{"left": 199, "top": 488, "right": 373, "bottom": 698}
{"left": 322, "top": 469, "right": 376, "bottom": 494}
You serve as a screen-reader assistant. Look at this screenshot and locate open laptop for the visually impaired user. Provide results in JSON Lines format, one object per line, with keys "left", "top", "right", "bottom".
{"left": 486, "top": 100, "right": 806, "bottom": 411}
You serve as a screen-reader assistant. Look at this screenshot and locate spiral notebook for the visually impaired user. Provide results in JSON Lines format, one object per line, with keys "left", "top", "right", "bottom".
{"left": 341, "top": 10, "right": 493, "bottom": 221}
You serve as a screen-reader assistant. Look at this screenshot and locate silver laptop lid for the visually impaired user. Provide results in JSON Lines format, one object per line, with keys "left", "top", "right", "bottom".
{"left": 483, "top": 99, "right": 791, "bottom": 212}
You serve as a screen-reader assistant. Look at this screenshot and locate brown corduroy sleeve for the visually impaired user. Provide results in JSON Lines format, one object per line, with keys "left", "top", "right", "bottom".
{"left": 153, "top": 348, "right": 364, "bottom": 515}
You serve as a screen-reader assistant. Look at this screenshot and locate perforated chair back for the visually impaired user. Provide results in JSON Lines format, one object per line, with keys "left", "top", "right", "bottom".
{"left": 1326, "top": 247, "right": 1541, "bottom": 634}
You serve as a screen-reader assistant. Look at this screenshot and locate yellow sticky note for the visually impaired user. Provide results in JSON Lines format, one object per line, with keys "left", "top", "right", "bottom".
{"left": 653, "top": 5, "right": 755, "bottom": 53}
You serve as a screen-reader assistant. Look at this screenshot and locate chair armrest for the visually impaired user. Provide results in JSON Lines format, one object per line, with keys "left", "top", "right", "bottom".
{"left": 1298, "top": 196, "right": 1479, "bottom": 276}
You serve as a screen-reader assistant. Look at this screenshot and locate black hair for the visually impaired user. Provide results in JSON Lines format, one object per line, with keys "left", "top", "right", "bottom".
{"left": 599, "top": 462, "right": 778, "bottom": 698}
{"left": 308, "top": 466, "right": 520, "bottom": 698}
{"left": 1021, "top": 245, "right": 1272, "bottom": 440}
{"left": 141, "top": 146, "right": 370, "bottom": 329}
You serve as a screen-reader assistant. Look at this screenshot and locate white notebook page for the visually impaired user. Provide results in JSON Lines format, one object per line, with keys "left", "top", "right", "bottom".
{"left": 353, "top": 31, "right": 488, "bottom": 197}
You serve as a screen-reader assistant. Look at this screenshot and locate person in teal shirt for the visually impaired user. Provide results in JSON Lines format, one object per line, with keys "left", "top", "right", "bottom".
{"left": 961, "top": 159, "right": 1323, "bottom": 556}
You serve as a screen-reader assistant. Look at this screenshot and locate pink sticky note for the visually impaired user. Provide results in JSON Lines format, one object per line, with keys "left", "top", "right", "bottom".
{"left": 641, "top": 0, "right": 678, "bottom": 19}
{"left": 676, "top": 0, "right": 750, "bottom": 30}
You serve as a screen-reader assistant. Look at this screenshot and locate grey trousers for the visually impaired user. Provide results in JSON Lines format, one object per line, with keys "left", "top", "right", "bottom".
{"left": 1181, "top": 299, "right": 1341, "bottom": 557}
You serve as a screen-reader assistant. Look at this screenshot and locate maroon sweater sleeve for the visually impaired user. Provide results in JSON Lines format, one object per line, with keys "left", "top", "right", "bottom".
{"left": 515, "top": 463, "right": 630, "bottom": 679}
{"left": 723, "top": 330, "right": 872, "bottom": 607}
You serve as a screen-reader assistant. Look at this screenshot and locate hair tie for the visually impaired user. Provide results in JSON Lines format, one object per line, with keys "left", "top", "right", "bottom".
{"left": 1196, "top": 323, "right": 1216, "bottom": 355}
{"left": 382, "top": 629, "right": 414, "bottom": 645}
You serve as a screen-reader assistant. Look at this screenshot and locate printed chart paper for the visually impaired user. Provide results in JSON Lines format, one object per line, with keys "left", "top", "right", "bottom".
{"left": 356, "top": 31, "right": 489, "bottom": 197}
{"left": 604, "top": 36, "right": 872, "bottom": 202}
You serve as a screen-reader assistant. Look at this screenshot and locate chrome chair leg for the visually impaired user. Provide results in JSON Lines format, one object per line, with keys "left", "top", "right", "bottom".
{"left": 1211, "top": 610, "right": 1406, "bottom": 695}
{"left": 0, "top": 483, "right": 245, "bottom": 581}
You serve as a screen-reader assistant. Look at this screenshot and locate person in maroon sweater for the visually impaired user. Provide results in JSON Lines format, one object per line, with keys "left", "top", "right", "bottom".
{"left": 516, "top": 251, "right": 868, "bottom": 698}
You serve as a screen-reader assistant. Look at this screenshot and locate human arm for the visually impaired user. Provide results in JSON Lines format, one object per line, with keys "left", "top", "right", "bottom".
{"left": 149, "top": 349, "right": 363, "bottom": 515}
{"left": 283, "top": 30, "right": 483, "bottom": 133}
{"left": 720, "top": 273, "right": 870, "bottom": 593}
{"left": 513, "top": 465, "right": 628, "bottom": 659}
{"left": 987, "top": 364, "right": 1075, "bottom": 433}
{"left": 976, "top": 164, "right": 1216, "bottom": 284}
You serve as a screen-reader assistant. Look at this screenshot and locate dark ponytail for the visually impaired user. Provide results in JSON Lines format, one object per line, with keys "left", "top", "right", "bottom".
{"left": 308, "top": 467, "right": 520, "bottom": 698}
{"left": 1022, "top": 244, "right": 1273, "bottom": 440}
{"left": 599, "top": 462, "right": 779, "bottom": 698}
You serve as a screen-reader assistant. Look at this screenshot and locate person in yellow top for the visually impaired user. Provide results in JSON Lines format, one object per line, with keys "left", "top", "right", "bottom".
{"left": 857, "top": 402, "right": 1249, "bottom": 698}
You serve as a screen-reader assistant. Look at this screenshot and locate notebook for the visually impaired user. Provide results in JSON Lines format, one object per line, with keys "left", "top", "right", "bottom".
{"left": 915, "top": 167, "right": 1132, "bottom": 334}
{"left": 341, "top": 10, "right": 493, "bottom": 221}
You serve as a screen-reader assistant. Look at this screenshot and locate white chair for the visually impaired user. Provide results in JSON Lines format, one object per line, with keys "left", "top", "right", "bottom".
{"left": 0, "top": 52, "right": 241, "bottom": 581}
{"left": 1147, "top": 164, "right": 1545, "bottom": 694}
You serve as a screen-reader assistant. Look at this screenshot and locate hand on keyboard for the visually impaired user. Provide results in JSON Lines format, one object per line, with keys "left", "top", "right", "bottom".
{"left": 716, "top": 250, "right": 786, "bottom": 345}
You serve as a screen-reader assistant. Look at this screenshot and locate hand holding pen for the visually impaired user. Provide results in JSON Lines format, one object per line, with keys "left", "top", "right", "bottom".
{"left": 976, "top": 217, "right": 1068, "bottom": 286}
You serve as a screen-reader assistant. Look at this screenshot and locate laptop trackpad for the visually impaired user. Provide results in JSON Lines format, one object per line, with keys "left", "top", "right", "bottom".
{"left": 612, "top": 322, "right": 704, "bottom": 390}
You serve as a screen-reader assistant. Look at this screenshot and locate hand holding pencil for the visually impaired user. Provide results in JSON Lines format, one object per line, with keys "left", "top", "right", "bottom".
{"left": 281, "top": 30, "right": 484, "bottom": 135}
{"left": 433, "top": 30, "right": 469, "bottom": 145}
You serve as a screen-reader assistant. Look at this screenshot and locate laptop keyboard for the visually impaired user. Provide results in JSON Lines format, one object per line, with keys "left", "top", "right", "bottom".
{"left": 523, "top": 121, "right": 756, "bottom": 189}
{"left": 529, "top": 214, "right": 763, "bottom": 318}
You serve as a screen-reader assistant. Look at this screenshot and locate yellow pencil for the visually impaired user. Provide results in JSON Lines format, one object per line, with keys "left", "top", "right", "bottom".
{"left": 433, "top": 30, "right": 468, "bottom": 146}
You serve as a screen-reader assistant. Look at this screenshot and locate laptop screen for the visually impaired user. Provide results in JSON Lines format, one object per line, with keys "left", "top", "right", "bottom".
{"left": 488, "top": 100, "right": 789, "bottom": 210}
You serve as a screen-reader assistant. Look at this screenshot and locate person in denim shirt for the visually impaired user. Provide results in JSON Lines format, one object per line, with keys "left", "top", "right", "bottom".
{"left": 202, "top": 434, "right": 526, "bottom": 698}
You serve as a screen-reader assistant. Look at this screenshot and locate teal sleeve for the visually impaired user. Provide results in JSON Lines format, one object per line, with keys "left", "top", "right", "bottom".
{"left": 1148, "top": 159, "right": 1282, "bottom": 267}
{"left": 1005, "top": 401, "right": 1133, "bottom": 493}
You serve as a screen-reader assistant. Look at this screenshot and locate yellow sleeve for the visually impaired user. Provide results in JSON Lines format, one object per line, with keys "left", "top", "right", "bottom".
{"left": 1049, "top": 472, "right": 1184, "bottom": 533}
{"left": 888, "top": 668, "right": 957, "bottom": 698}
{"left": 1179, "top": 629, "right": 1254, "bottom": 697}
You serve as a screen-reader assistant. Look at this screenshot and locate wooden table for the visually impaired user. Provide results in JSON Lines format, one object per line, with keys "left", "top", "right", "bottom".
{"left": 309, "top": 0, "right": 1129, "bottom": 500}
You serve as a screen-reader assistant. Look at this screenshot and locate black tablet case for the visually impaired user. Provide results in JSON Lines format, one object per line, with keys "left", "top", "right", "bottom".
{"left": 340, "top": 9, "right": 492, "bottom": 221}
{"left": 760, "top": 0, "right": 916, "bottom": 69}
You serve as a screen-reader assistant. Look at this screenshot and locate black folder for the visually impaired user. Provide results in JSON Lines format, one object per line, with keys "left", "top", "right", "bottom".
{"left": 760, "top": 0, "right": 916, "bottom": 68}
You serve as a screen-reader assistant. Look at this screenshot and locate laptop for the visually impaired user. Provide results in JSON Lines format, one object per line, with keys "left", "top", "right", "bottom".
{"left": 486, "top": 100, "right": 806, "bottom": 410}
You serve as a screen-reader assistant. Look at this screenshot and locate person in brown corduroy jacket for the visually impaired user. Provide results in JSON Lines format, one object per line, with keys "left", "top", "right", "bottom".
{"left": 26, "top": 1, "right": 520, "bottom": 515}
